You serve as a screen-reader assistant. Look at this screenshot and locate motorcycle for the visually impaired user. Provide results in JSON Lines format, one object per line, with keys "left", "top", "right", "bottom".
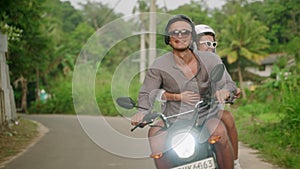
{"left": 116, "top": 64, "right": 236, "bottom": 169}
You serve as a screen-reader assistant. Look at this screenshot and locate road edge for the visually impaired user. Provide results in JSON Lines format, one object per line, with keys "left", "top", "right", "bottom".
{"left": 0, "top": 119, "right": 49, "bottom": 168}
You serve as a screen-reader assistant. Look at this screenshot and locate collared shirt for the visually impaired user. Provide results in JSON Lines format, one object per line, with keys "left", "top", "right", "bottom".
{"left": 138, "top": 49, "right": 237, "bottom": 118}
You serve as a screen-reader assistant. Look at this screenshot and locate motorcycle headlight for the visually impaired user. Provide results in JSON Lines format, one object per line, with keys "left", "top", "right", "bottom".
{"left": 171, "top": 132, "right": 196, "bottom": 158}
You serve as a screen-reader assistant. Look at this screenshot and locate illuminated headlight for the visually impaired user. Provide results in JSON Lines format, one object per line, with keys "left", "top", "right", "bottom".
{"left": 171, "top": 132, "right": 196, "bottom": 158}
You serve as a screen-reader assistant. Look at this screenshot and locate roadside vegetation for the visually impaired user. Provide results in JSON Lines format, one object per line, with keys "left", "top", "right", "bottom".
{"left": 231, "top": 62, "right": 300, "bottom": 169}
{"left": 0, "top": 119, "right": 38, "bottom": 164}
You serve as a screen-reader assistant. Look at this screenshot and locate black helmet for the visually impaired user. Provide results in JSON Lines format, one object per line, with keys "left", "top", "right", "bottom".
{"left": 164, "top": 14, "right": 197, "bottom": 46}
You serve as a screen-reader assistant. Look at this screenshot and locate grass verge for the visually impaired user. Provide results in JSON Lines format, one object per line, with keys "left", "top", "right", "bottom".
{"left": 229, "top": 102, "right": 300, "bottom": 169}
{"left": 0, "top": 118, "right": 38, "bottom": 164}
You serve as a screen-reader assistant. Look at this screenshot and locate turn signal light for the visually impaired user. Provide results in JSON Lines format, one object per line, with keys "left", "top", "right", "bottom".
{"left": 150, "top": 152, "right": 163, "bottom": 159}
{"left": 209, "top": 135, "right": 221, "bottom": 144}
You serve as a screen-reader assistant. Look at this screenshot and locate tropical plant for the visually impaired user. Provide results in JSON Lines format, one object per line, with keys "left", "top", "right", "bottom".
{"left": 218, "top": 12, "right": 270, "bottom": 99}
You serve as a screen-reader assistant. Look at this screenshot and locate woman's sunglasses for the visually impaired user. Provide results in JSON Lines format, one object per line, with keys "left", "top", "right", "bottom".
{"left": 199, "top": 41, "right": 218, "bottom": 48}
{"left": 168, "top": 29, "right": 192, "bottom": 38}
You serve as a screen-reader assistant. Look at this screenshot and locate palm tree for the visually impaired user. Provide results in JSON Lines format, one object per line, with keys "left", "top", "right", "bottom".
{"left": 218, "top": 12, "right": 270, "bottom": 99}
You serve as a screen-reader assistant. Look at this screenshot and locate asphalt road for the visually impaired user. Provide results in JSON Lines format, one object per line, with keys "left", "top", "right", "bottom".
{"left": 0, "top": 114, "right": 280, "bottom": 169}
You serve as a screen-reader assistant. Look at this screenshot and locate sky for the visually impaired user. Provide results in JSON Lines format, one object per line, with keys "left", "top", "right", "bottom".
{"left": 65, "top": 0, "right": 227, "bottom": 15}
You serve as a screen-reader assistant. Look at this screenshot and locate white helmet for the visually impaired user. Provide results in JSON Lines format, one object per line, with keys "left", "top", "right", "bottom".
{"left": 195, "top": 24, "right": 215, "bottom": 36}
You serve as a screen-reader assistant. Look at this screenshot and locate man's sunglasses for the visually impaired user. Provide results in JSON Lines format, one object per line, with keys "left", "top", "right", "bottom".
{"left": 199, "top": 41, "right": 218, "bottom": 48}
{"left": 168, "top": 29, "right": 192, "bottom": 38}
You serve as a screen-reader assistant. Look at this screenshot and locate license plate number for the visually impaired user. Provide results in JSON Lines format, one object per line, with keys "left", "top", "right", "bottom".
{"left": 171, "top": 157, "right": 215, "bottom": 169}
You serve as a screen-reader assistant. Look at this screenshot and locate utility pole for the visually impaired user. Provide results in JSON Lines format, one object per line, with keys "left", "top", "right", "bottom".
{"left": 148, "top": 0, "right": 156, "bottom": 67}
{"left": 140, "top": 27, "right": 146, "bottom": 83}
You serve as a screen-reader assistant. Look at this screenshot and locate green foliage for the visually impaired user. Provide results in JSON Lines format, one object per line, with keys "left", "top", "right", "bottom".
{"left": 218, "top": 12, "right": 270, "bottom": 64}
{"left": 237, "top": 101, "right": 270, "bottom": 119}
{"left": 286, "top": 36, "right": 300, "bottom": 64}
{"left": 95, "top": 69, "right": 116, "bottom": 116}
{"left": 0, "top": 23, "right": 23, "bottom": 41}
{"left": 29, "top": 75, "right": 75, "bottom": 114}
{"left": 95, "top": 68, "right": 142, "bottom": 116}
{"left": 102, "top": 34, "right": 140, "bottom": 72}
{"left": 169, "top": 1, "right": 212, "bottom": 26}
{"left": 81, "top": 1, "right": 122, "bottom": 29}
{"left": 215, "top": 10, "right": 270, "bottom": 98}
{"left": 233, "top": 64, "right": 300, "bottom": 169}
{"left": 2, "top": 0, "right": 51, "bottom": 77}
{"left": 246, "top": 0, "right": 300, "bottom": 53}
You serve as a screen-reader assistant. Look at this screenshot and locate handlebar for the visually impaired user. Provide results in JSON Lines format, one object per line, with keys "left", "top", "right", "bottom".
{"left": 131, "top": 112, "right": 164, "bottom": 132}
{"left": 130, "top": 94, "right": 236, "bottom": 132}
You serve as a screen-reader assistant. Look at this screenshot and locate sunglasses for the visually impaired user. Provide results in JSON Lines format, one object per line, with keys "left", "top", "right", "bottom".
{"left": 168, "top": 29, "right": 192, "bottom": 38}
{"left": 199, "top": 41, "right": 218, "bottom": 48}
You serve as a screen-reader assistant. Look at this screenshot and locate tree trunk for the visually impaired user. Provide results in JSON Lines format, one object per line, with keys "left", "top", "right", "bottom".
{"left": 36, "top": 68, "right": 40, "bottom": 101}
{"left": 238, "top": 62, "right": 247, "bottom": 99}
{"left": 20, "top": 75, "right": 28, "bottom": 113}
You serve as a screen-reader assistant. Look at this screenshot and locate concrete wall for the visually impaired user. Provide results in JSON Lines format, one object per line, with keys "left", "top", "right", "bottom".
{"left": 0, "top": 33, "right": 17, "bottom": 127}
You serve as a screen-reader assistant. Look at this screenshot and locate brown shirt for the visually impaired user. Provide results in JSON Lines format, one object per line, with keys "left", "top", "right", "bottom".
{"left": 138, "top": 49, "right": 237, "bottom": 117}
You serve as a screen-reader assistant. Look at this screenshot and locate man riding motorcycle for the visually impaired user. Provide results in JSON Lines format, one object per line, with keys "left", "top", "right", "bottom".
{"left": 131, "top": 14, "right": 237, "bottom": 169}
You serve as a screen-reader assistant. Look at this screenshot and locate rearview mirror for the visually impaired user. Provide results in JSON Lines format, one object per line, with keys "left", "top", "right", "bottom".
{"left": 116, "top": 97, "right": 136, "bottom": 109}
{"left": 210, "top": 64, "right": 225, "bottom": 83}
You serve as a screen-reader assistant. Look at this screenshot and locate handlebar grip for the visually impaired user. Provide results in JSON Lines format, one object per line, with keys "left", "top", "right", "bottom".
{"left": 131, "top": 113, "right": 161, "bottom": 132}
{"left": 131, "top": 125, "right": 139, "bottom": 132}
{"left": 225, "top": 92, "right": 236, "bottom": 104}
{"left": 131, "top": 121, "right": 152, "bottom": 132}
{"left": 225, "top": 100, "right": 234, "bottom": 104}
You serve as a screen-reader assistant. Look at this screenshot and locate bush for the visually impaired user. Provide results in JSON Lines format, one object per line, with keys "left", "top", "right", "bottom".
{"left": 233, "top": 65, "right": 300, "bottom": 169}
{"left": 28, "top": 67, "right": 142, "bottom": 116}
{"left": 29, "top": 75, "right": 75, "bottom": 114}
{"left": 95, "top": 69, "right": 141, "bottom": 116}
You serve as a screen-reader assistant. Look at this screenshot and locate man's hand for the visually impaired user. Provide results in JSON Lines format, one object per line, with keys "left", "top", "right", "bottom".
{"left": 235, "top": 88, "right": 241, "bottom": 98}
{"left": 215, "top": 89, "right": 230, "bottom": 104}
{"left": 131, "top": 112, "right": 146, "bottom": 126}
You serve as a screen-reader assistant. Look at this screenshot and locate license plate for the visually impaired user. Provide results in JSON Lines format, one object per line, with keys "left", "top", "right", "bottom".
{"left": 171, "top": 157, "right": 215, "bottom": 169}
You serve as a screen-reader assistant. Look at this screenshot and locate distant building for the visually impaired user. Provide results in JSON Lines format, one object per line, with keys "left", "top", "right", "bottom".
{"left": 245, "top": 53, "right": 287, "bottom": 77}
